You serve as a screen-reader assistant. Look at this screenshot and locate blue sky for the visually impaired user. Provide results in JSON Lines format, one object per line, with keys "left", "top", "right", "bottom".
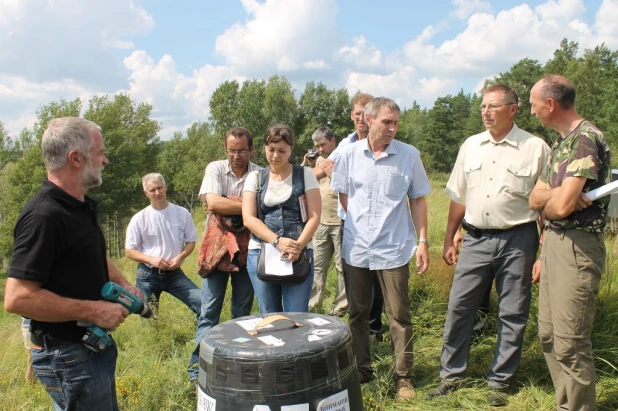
{"left": 0, "top": 0, "right": 614, "bottom": 138}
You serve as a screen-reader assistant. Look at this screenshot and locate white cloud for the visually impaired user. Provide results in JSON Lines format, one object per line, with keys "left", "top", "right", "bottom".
{"left": 0, "top": 0, "right": 153, "bottom": 88}
{"left": 339, "top": 36, "right": 384, "bottom": 69}
{"left": 400, "top": 0, "right": 603, "bottom": 78}
{"left": 2, "top": 0, "right": 618, "bottom": 141}
{"left": 451, "top": 0, "right": 492, "bottom": 20}
{"left": 215, "top": 0, "right": 340, "bottom": 77}
{"left": 594, "top": 0, "right": 618, "bottom": 49}
{"left": 122, "top": 50, "right": 239, "bottom": 124}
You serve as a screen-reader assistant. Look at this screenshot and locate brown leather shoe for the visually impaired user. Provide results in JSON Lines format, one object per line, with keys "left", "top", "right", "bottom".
{"left": 396, "top": 378, "right": 416, "bottom": 401}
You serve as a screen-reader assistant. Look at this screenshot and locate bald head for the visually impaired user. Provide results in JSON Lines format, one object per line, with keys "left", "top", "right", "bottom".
{"left": 536, "top": 75, "right": 576, "bottom": 110}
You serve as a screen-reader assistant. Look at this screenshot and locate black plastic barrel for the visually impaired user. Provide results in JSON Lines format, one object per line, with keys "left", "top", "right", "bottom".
{"left": 197, "top": 313, "right": 363, "bottom": 411}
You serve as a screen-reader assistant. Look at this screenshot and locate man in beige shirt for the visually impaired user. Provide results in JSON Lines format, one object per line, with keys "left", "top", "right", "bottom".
{"left": 428, "top": 85, "right": 549, "bottom": 407}
{"left": 308, "top": 126, "right": 347, "bottom": 315}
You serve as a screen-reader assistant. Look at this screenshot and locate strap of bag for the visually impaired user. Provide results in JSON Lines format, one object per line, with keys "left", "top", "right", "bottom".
{"left": 256, "top": 168, "right": 268, "bottom": 222}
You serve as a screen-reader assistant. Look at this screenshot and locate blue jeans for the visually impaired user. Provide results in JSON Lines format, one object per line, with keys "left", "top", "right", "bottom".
{"left": 188, "top": 268, "right": 254, "bottom": 380}
{"left": 135, "top": 264, "right": 201, "bottom": 317}
{"left": 247, "top": 248, "right": 314, "bottom": 313}
{"left": 31, "top": 336, "right": 119, "bottom": 411}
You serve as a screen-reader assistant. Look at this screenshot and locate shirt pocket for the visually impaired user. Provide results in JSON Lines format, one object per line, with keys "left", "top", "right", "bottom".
{"left": 503, "top": 164, "right": 532, "bottom": 195}
{"left": 464, "top": 157, "right": 483, "bottom": 190}
{"left": 385, "top": 172, "right": 410, "bottom": 200}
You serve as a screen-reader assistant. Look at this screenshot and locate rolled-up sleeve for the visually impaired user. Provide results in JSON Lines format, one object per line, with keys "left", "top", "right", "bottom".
{"left": 444, "top": 144, "right": 467, "bottom": 205}
{"left": 330, "top": 151, "right": 349, "bottom": 194}
{"left": 408, "top": 150, "right": 431, "bottom": 199}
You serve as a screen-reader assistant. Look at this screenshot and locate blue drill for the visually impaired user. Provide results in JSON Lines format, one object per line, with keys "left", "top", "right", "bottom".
{"left": 81, "top": 282, "right": 152, "bottom": 352}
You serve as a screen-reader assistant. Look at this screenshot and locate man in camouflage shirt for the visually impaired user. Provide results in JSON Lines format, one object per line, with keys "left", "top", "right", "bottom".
{"left": 529, "top": 74, "right": 611, "bottom": 411}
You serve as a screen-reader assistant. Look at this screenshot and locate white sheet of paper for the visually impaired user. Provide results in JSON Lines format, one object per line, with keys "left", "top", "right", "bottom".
{"left": 236, "top": 318, "right": 274, "bottom": 332}
{"left": 307, "top": 317, "right": 331, "bottom": 326}
{"left": 264, "top": 243, "right": 293, "bottom": 275}
{"left": 585, "top": 180, "right": 618, "bottom": 200}
{"left": 281, "top": 404, "right": 309, "bottom": 411}
{"left": 257, "top": 335, "right": 285, "bottom": 347}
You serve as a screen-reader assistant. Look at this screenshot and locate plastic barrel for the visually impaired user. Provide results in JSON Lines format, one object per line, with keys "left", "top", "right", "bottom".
{"left": 197, "top": 313, "right": 363, "bottom": 411}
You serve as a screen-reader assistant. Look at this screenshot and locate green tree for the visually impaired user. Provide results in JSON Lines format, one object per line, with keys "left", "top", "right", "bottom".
{"left": 421, "top": 91, "right": 473, "bottom": 173}
{"left": 209, "top": 80, "right": 241, "bottom": 136}
{"left": 296, "top": 82, "right": 350, "bottom": 155}
{"left": 158, "top": 122, "right": 224, "bottom": 211}
{"left": 544, "top": 39, "right": 579, "bottom": 76}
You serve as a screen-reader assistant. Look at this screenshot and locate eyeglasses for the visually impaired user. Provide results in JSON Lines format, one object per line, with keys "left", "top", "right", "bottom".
{"left": 479, "top": 103, "right": 516, "bottom": 112}
{"left": 226, "top": 149, "right": 250, "bottom": 156}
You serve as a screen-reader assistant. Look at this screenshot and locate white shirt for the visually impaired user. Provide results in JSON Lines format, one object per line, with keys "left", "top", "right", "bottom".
{"left": 125, "top": 203, "right": 198, "bottom": 263}
{"left": 199, "top": 160, "right": 261, "bottom": 197}
{"left": 445, "top": 123, "right": 549, "bottom": 229}
{"left": 243, "top": 167, "right": 319, "bottom": 249}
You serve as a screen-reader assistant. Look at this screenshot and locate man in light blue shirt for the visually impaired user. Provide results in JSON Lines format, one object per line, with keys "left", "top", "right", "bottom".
{"left": 331, "top": 97, "right": 430, "bottom": 402}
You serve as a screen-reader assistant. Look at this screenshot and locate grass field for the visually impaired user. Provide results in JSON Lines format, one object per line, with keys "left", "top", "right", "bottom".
{"left": 1, "top": 174, "right": 617, "bottom": 410}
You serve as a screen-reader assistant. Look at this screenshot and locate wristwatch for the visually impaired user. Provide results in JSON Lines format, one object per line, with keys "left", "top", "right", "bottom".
{"left": 418, "top": 238, "right": 429, "bottom": 247}
{"left": 273, "top": 235, "right": 281, "bottom": 247}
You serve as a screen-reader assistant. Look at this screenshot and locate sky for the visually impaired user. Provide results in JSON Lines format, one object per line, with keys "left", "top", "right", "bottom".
{"left": 1, "top": 0, "right": 616, "bottom": 139}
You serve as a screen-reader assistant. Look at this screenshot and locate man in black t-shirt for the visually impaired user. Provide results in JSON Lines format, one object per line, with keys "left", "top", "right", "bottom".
{"left": 4, "top": 117, "right": 140, "bottom": 411}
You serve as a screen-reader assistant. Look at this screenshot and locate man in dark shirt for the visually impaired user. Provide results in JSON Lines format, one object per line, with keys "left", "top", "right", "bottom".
{"left": 4, "top": 117, "right": 140, "bottom": 411}
{"left": 529, "top": 75, "right": 611, "bottom": 410}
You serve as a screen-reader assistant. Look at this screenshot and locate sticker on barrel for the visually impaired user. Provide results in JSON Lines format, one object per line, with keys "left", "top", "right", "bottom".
{"left": 317, "top": 389, "right": 350, "bottom": 411}
{"left": 197, "top": 387, "right": 216, "bottom": 411}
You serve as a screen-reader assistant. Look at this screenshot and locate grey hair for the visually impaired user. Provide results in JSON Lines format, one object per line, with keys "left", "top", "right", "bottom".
{"left": 41, "top": 117, "right": 101, "bottom": 171}
{"left": 142, "top": 173, "right": 166, "bottom": 190}
{"left": 311, "top": 126, "right": 334, "bottom": 143}
{"left": 364, "top": 97, "right": 400, "bottom": 119}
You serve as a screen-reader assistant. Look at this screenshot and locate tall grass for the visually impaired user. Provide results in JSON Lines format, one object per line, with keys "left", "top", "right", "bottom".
{"left": 1, "top": 177, "right": 617, "bottom": 410}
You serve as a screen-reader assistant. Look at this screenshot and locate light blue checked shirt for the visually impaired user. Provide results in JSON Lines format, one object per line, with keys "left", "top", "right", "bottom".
{"left": 331, "top": 138, "right": 430, "bottom": 270}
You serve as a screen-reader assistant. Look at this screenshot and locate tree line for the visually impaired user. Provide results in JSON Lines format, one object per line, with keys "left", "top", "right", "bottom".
{"left": 0, "top": 39, "right": 616, "bottom": 267}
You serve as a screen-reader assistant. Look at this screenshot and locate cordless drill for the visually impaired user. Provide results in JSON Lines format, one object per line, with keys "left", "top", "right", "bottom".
{"left": 81, "top": 282, "right": 152, "bottom": 352}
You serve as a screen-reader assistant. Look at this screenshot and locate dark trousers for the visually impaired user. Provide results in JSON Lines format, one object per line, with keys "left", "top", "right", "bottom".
{"left": 340, "top": 221, "right": 383, "bottom": 336}
{"left": 439, "top": 222, "right": 538, "bottom": 388}
{"left": 345, "top": 261, "right": 413, "bottom": 379}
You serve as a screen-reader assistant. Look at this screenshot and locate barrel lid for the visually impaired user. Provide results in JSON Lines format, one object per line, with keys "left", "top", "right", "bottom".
{"left": 201, "top": 313, "right": 350, "bottom": 361}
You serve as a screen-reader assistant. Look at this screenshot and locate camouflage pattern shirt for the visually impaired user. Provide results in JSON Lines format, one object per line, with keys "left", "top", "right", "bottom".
{"left": 540, "top": 120, "right": 611, "bottom": 232}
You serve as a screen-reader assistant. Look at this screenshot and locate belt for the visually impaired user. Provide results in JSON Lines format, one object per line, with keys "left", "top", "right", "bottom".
{"left": 461, "top": 220, "right": 535, "bottom": 238}
{"left": 138, "top": 263, "right": 179, "bottom": 275}
{"left": 31, "top": 333, "right": 81, "bottom": 348}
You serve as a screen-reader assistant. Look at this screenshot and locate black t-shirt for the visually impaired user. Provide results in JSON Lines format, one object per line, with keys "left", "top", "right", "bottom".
{"left": 9, "top": 179, "right": 109, "bottom": 341}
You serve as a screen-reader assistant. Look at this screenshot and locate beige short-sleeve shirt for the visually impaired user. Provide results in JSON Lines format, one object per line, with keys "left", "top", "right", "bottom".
{"left": 318, "top": 176, "right": 340, "bottom": 225}
{"left": 445, "top": 124, "right": 550, "bottom": 229}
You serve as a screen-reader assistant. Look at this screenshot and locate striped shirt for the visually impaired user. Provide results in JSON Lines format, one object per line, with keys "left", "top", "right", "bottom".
{"left": 199, "top": 160, "right": 262, "bottom": 197}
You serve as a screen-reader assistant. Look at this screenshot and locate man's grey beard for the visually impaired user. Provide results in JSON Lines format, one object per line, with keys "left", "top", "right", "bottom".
{"left": 80, "top": 157, "right": 103, "bottom": 189}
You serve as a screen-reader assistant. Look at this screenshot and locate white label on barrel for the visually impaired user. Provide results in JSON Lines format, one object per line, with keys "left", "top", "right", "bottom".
{"left": 317, "top": 389, "right": 350, "bottom": 411}
{"left": 308, "top": 335, "right": 322, "bottom": 341}
{"left": 253, "top": 406, "right": 271, "bottom": 411}
{"left": 281, "top": 404, "right": 309, "bottom": 410}
{"left": 257, "top": 335, "right": 285, "bottom": 346}
{"left": 311, "top": 329, "right": 332, "bottom": 336}
{"left": 237, "top": 318, "right": 274, "bottom": 332}
{"left": 307, "top": 317, "right": 331, "bottom": 326}
{"left": 197, "top": 387, "right": 216, "bottom": 411}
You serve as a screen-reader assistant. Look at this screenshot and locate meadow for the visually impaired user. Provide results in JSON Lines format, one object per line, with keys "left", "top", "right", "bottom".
{"left": 1, "top": 174, "right": 617, "bottom": 410}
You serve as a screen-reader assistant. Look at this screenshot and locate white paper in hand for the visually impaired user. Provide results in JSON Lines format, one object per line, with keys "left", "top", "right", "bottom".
{"left": 584, "top": 180, "right": 618, "bottom": 200}
{"left": 264, "top": 243, "right": 293, "bottom": 275}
